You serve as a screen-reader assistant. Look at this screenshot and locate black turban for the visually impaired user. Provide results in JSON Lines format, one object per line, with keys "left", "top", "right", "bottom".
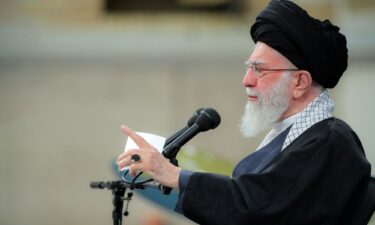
{"left": 250, "top": 0, "right": 348, "bottom": 88}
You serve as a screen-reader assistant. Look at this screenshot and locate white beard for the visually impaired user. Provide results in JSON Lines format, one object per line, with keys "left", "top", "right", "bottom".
{"left": 240, "top": 73, "right": 292, "bottom": 138}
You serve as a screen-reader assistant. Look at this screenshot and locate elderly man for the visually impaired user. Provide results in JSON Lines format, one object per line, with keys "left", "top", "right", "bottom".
{"left": 117, "top": 0, "right": 371, "bottom": 224}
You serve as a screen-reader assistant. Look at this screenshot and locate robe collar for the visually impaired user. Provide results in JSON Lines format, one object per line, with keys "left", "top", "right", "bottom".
{"left": 257, "top": 113, "right": 300, "bottom": 150}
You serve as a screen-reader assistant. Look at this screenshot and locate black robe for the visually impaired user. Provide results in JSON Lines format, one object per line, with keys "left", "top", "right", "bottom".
{"left": 179, "top": 118, "right": 371, "bottom": 225}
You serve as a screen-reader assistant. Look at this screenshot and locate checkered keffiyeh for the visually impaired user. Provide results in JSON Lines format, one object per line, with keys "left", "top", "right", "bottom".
{"left": 282, "top": 90, "right": 334, "bottom": 150}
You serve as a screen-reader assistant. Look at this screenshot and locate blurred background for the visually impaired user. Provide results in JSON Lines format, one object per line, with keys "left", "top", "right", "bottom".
{"left": 0, "top": 0, "right": 374, "bottom": 224}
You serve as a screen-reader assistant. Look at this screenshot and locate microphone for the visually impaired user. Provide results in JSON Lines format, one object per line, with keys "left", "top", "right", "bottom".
{"left": 164, "top": 108, "right": 203, "bottom": 147}
{"left": 160, "top": 108, "right": 220, "bottom": 195}
{"left": 162, "top": 108, "right": 221, "bottom": 159}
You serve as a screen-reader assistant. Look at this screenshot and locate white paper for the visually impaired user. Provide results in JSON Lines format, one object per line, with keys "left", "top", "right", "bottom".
{"left": 121, "top": 132, "right": 166, "bottom": 171}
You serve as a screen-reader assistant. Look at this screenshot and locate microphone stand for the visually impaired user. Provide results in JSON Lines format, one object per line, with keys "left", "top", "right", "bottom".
{"left": 90, "top": 181, "right": 151, "bottom": 225}
{"left": 90, "top": 140, "right": 187, "bottom": 223}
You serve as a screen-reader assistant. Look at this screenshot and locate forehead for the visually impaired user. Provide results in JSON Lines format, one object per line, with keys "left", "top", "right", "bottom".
{"left": 249, "top": 42, "right": 290, "bottom": 66}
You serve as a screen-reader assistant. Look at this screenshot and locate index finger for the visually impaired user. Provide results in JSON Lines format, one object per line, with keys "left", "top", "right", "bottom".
{"left": 121, "top": 125, "right": 151, "bottom": 148}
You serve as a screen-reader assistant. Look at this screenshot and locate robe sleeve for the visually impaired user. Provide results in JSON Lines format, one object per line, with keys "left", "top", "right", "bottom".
{"left": 179, "top": 119, "right": 371, "bottom": 225}
{"left": 175, "top": 169, "right": 194, "bottom": 214}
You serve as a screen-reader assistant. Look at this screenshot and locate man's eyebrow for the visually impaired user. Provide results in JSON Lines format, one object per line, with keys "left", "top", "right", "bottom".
{"left": 244, "top": 60, "right": 264, "bottom": 66}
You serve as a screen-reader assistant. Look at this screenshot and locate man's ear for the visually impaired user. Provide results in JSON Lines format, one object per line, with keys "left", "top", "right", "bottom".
{"left": 292, "top": 70, "right": 312, "bottom": 98}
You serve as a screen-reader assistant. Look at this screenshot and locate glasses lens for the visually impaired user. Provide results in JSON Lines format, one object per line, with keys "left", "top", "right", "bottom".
{"left": 250, "top": 65, "right": 262, "bottom": 77}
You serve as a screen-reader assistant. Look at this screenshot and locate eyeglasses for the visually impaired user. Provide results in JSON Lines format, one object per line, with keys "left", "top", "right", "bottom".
{"left": 245, "top": 61, "right": 299, "bottom": 78}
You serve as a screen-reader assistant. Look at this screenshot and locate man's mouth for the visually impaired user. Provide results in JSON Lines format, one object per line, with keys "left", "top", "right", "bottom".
{"left": 246, "top": 88, "right": 259, "bottom": 101}
{"left": 247, "top": 95, "right": 258, "bottom": 101}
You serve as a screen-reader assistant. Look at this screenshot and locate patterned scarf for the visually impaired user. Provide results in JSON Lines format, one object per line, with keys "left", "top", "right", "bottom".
{"left": 282, "top": 89, "right": 335, "bottom": 150}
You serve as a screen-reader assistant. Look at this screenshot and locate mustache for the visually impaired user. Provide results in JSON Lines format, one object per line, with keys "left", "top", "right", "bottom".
{"left": 246, "top": 87, "right": 260, "bottom": 97}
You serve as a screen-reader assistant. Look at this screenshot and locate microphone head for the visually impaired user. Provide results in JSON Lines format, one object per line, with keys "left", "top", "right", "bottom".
{"left": 187, "top": 108, "right": 204, "bottom": 127}
{"left": 195, "top": 108, "right": 221, "bottom": 131}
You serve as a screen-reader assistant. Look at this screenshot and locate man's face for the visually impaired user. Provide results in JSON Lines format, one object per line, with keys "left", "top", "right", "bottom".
{"left": 242, "top": 42, "right": 295, "bottom": 102}
{"left": 240, "top": 42, "right": 294, "bottom": 137}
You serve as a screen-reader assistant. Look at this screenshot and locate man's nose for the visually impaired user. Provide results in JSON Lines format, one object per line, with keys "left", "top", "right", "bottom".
{"left": 242, "top": 69, "right": 257, "bottom": 87}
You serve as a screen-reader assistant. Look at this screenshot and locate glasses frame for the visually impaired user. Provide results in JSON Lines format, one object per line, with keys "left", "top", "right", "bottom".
{"left": 245, "top": 62, "right": 299, "bottom": 78}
